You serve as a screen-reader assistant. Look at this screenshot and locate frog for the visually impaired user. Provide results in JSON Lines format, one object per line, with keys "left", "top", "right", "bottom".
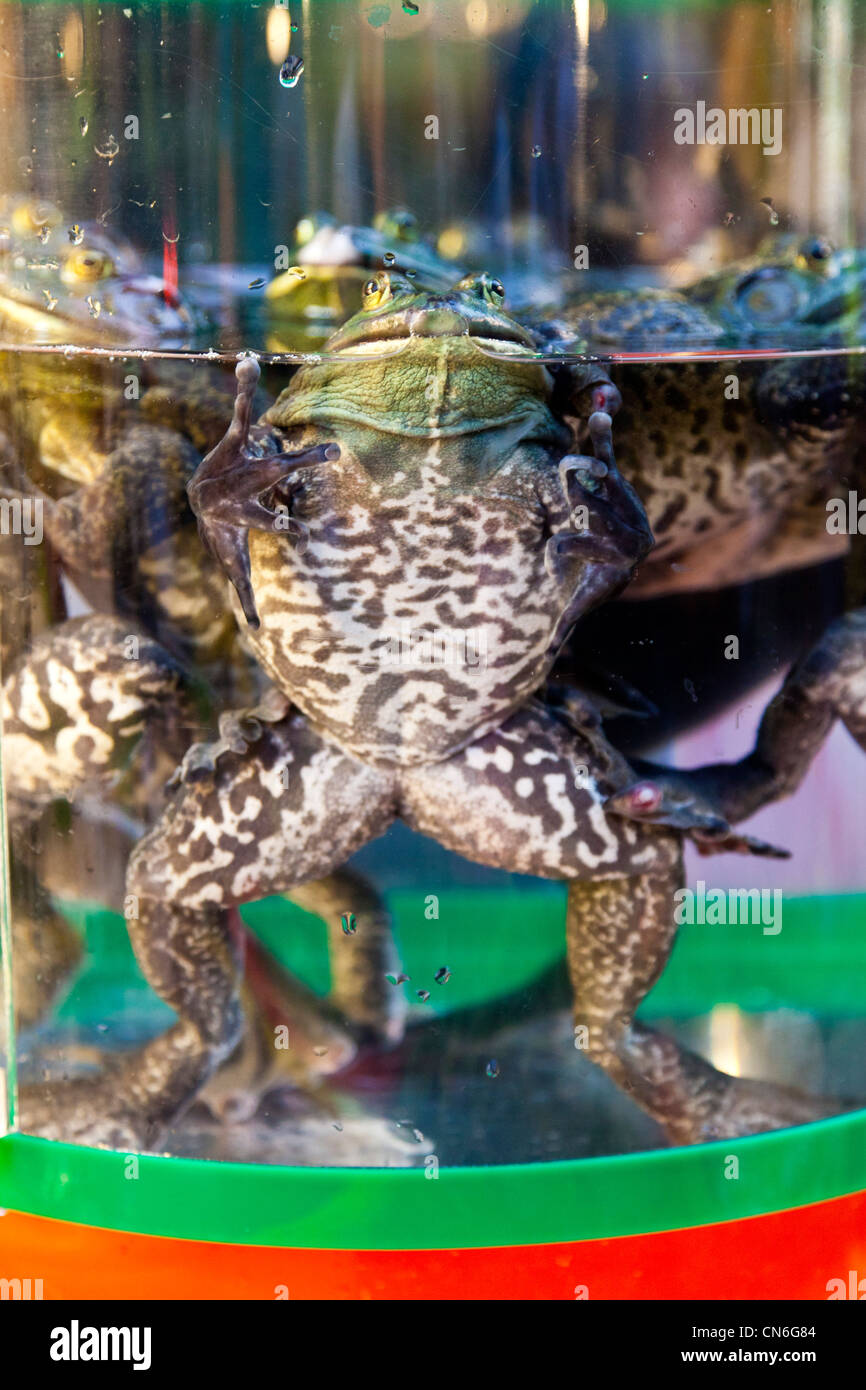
{"left": 263, "top": 208, "right": 461, "bottom": 351}
{"left": 0, "top": 205, "right": 407, "bottom": 1119}
{"left": 540, "top": 236, "right": 866, "bottom": 599}
{"left": 9, "top": 267, "right": 847, "bottom": 1154}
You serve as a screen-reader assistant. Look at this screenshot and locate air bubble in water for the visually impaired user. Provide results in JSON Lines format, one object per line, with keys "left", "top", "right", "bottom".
{"left": 36, "top": 225, "right": 50, "bottom": 244}
{"left": 386, "top": 972, "right": 410, "bottom": 986}
{"left": 416, "top": 989, "right": 430, "bottom": 1002}
{"left": 42, "top": 289, "right": 57, "bottom": 311}
{"left": 341, "top": 911, "right": 357, "bottom": 935}
{"left": 486, "top": 1060, "right": 500, "bottom": 1078}
{"left": 68, "top": 224, "right": 84, "bottom": 245}
{"left": 86, "top": 296, "right": 101, "bottom": 319}
{"left": 18, "top": 156, "right": 33, "bottom": 175}
{"left": 279, "top": 56, "right": 304, "bottom": 88}
{"left": 434, "top": 966, "right": 451, "bottom": 984}
{"left": 383, "top": 251, "right": 396, "bottom": 266}
{"left": 79, "top": 116, "right": 88, "bottom": 136}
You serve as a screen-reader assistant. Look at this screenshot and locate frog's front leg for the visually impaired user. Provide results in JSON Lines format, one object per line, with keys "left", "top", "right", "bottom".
{"left": 19, "top": 706, "right": 398, "bottom": 1148}
{"left": 398, "top": 704, "right": 841, "bottom": 1143}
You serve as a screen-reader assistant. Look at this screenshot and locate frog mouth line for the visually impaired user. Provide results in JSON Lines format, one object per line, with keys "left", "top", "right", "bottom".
{"left": 331, "top": 333, "right": 535, "bottom": 358}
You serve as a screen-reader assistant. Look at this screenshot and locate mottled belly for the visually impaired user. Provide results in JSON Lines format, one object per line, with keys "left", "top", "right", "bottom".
{"left": 244, "top": 498, "right": 559, "bottom": 765}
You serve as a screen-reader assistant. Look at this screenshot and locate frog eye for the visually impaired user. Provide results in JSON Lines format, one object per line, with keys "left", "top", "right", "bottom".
{"left": 486, "top": 278, "right": 506, "bottom": 306}
{"left": 62, "top": 247, "right": 116, "bottom": 284}
{"left": 734, "top": 267, "right": 802, "bottom": 323}
{"left": 362, "top": 274, "right": 391, "bottom": 310}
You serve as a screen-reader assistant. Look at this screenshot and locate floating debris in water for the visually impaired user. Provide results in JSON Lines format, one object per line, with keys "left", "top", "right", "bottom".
{"left": 68, "top": 224, "right": 83, "bottom": 245}
{"left": 760, "top": 196, "right": 780, "bottom": 226}
{"left": 386, "top": 972, "right": 411, "bottom": 986}
{"left": 248, "top": 276, "right": 267, "bottom": 290}
{"left": 416, "top": 989, "right": 431, "bottom": 1002}
{"left": 78, "top": 116, "right": 88, "bottom": 136}
{"left": 94, "top": 134, "right": 119, "bottom": 164}
{"left": 486, "top": 1060, "right": 500, "bottom": 1078}
{"left": 434, "top": 966, "right": 451, "bottom": 984}
{"left": 341, "top": 911, "right": 357, "bottom": 935}
{"left": 279, "top": 56, "right": 304, "bottom": 88}
{"left": 531, "top": 145, "right": 542, "bottom": 158}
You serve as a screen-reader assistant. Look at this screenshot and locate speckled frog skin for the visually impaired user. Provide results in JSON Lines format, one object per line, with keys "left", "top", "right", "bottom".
{"left": 10, "top": 256, "right": 866, "bottom": 1153}
{"left": 241, "top": 277, "right": 618, "bottom": 765}
{"left": 13, "top": 267, "right": 863, "bottom": 1154}
{"left": 546, "top": 239, "right": 866, "bottom": 596}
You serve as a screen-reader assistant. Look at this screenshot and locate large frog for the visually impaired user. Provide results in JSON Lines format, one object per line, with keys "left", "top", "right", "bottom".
{"left": 9, "top": 269, "right": 847, "bottom": 1153}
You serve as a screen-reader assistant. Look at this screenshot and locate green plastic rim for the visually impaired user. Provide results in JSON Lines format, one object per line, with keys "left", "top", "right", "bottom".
{"left": 0, "top": 1109, "right": 865, "bottom": 1250}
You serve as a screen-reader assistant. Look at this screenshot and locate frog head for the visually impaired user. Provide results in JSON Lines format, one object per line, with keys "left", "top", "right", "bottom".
{"left": 0, "top": 199, "right": 197, "bottom": 346}
{"left": 265, "top": 270, "right": 559, "bottom": 451}
{"left": 690, "top": 237, "right": 866, "bottom": 345}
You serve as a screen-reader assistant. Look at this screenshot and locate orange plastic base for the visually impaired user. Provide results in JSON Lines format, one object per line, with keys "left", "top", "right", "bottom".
{"left": 2, "top": 1188, "right": 865, "bottom": 1299}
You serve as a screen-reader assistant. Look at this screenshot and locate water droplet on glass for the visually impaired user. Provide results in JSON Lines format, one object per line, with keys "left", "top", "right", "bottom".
{"left": 287, "top": 265, "right": 307, "bottom": 281}
{"left": 416, "top": 989, "right": 430, "bottom": 1002}
{"left": 68, "top": 224, "right": 84, "bottom": 245}
{"left": 760, "top": 196, "right": 779, "bottom": 226}
{"left": 279, "top": 56, "right": 304, "bottom": 88}
{"left": 42, "top": 289, "right": 57, "bottom": 311}
{"left": 434, "top": 966, "right": 451, "bottom": 984}
{"left": 723, "top": 211, "right": 735, "bottom": 227}
{"left": 36, "top": 224, "right": 50, "bottom": 244}
{"left": 94, "top": 134, "right": 119, "bottom": 164}
{"left": 531, "top": 145, "right": 542, "bottom": 159}
{"left": 486, "top": 1060, "right": 500, "bottom": 1078}
{"left": 78, "top": 116, "right": 88, "bottom": 136}
{"left": 396, "top": 1120, "right": 425, "bottom": 1142}
{"left": 332, "top": 1121, "right": 343, "bottom": 1131}
{"left": 248, "top": 276, "right": 266, "bottom": 290}
{"left": 383, "top": 251, "right": 396, "bottom": 266}
{"left": 642, "top": 72, "right": 649, "bottom": 80}
{"left": 313, "top": 1045, "right": 328, "bottom": 1057}
{"left": 86, "top": 296, "right": 101, "bottom": 319}
{"left": 341, "top": 911, "right": 357, "bottom": 935}
{"left": 18, "top": 156, "right": 33, "bottom": 175}
{"left": 403, "top": 1, "right": 420, "bottom": 12}
{"left": 386, "top": 972, "right": 411, "bottom": 986}
{"left": 291, "top": 21, "right": 298, "bottom": 31}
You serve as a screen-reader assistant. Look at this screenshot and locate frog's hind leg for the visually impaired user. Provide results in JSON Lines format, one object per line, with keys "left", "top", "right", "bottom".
{"left": 399, "top": 703, "right": 841, "bottom": 1144}
{"left": 609, "top": 609, "right": 866, "bottom": 837}
{"left": 19, "top": 704, "right": 397, "bottom": 1148}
